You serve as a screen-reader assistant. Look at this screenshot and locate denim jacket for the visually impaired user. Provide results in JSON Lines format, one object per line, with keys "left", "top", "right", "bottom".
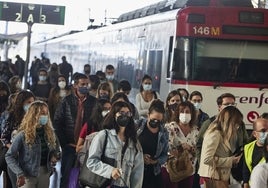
{"left": 137, "top": 119, "right": 169, "bottom": 175}
{"left": 87, "top": 129, "right": 144, "bottom": 188}
{"left": 5, "top": 131, "right": 58, "bottom": 177}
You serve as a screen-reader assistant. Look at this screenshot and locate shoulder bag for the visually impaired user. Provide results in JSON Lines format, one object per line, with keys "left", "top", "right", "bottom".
{"left": 166, "top": 150, "right": 194, "bottom": 182}
{"left": 79, "top": 130, "right": 116, "bottom": 188}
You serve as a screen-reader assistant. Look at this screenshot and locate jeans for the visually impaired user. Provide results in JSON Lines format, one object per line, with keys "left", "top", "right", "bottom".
{"left": 7, "top": 167, "right": 16, "bottom": 188}
{"left": 21, "top": 166, "right": 50, "bottom": 188}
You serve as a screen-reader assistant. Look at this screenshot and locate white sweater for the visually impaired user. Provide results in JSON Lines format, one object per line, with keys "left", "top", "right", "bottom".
{"left": 135, "top": 92, "right": 160, "bottom": 118}
{"left": 250, "top": 162, "right": 268, "bottom": 188}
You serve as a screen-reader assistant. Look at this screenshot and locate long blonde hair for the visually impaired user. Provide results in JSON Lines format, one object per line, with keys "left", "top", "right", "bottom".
{"left": 208, "top": 106, "right": 243, "bottom": 142}
{"left": 18, "top": 100, "right": 56, "bottom": 147}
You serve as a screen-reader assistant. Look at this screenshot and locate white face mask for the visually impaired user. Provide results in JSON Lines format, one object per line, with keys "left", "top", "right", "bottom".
{"left": 102, "top": 110, "right": 109, "bottom": 117}
{"left": 194, "top": 102, "right": 202, "bottom": 110}
{"left": 106, "top": 75, "right": 114, "bottom": 81}
{"left": 179, "top": 113, "right": 191, "bottom": 124}
{"left": 143, "top": 84, "right": 152, "bottom": 91}
{"left": 16, "top": 82, "right": 22, "bottom": 89}
{"left": 58, "top": 81, "right": 66, "bottom": 89}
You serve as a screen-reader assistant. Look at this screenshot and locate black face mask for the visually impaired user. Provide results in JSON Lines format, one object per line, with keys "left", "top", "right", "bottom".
{"left": 168, "top": 103, "right": 178, "bottom": 111}
{"left": 116, "top": 115, "right": 131, "bottom": 127}
{"left": 149, "top": 119, "right": 161, "bottom": 129}
{"left": 0, "top": 95, "right": 8, "bottom": 102}
{"left": 99, "top": 94, "right": 109, "bottom": 100}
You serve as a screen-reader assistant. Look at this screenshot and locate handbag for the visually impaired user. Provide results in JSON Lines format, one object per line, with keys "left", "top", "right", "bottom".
{"left": 166, "top": 150, "right": 194, "bottom": 182}
{"left": 79, "top": 130, "right": 116, "bottom": 188}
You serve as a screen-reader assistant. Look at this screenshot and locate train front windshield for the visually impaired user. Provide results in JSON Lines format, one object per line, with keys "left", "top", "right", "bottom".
{"left": 172, "top": 37, "right": 268, "bottom": 85}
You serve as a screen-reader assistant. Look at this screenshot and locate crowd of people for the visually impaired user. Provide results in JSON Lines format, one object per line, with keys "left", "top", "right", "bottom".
{"left": 0, "top": 54, "right": 268, "bottom": 188}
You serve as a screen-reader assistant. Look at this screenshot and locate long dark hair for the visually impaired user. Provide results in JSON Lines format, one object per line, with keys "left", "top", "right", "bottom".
{"left": 52, "top": 74, "right": 70, "bottom": 93}
{"left": 165, "top": 90, "right": 182, "bottom": 122}
{"left": 111, "top": 92, "right": 136, "bottom": 115}
{"left": 11, "top": 90, "right": 35, "bottom": 126}
{"left": 102, "top": 101, "right": 138, "bottom": 149}
{"left": 87, "top": 99, "right": 111, "bottom": 133}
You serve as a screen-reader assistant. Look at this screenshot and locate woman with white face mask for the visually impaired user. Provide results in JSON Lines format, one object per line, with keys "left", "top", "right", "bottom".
{"left": 163, "top": 101, "right": 199, "bottom": 188}
{"left": 136, "top": 74, "right": 160, "bottom": 118}
{"left": 48, "top": 74, "right": 71, "bottom": 119}
{"left": 189, "top": 90, "right": 209, "bottom": 129}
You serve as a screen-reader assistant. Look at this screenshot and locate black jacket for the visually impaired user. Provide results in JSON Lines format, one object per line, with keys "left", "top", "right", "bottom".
{"left": 53, "top": 93, "right": 96, "bottom": 147}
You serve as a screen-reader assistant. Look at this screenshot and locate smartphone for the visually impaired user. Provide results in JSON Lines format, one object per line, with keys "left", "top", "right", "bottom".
{"left": 234, "top": 149, "right": 243, "bottom": 156}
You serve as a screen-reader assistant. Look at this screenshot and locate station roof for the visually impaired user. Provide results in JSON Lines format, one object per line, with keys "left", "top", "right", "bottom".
{"left": 116, "top": 0, "right": 253, "bottom": 23}
{"left": 0, "top": 33, "right": 27, "bottom": 44}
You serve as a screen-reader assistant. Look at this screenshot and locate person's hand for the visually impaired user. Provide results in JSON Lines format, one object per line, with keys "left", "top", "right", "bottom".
{"left": 243, "top": 183, "right": 250, "bottom": 188}
{"left": 149, "top": 158, "right": 158, "bottom": 165}
{"left": 111, "top": 168, "right": 121, "bottom": 180}
{"left": 181, "top": 143, "right": 192, "bottom": 151}
{"left": 17, "top": 175, "right": 26, "bottom": 187}
{"left": 50, "top": 155, "right": 58, "bottom": 167}
{"left": 232, "top": 153, "right": 242, "bottom": 165}
{"left": 144, "top": 154, "right": 152, "bottom": 165}
{"left": 144, "top": 154, "right": 157, "bottom": 165}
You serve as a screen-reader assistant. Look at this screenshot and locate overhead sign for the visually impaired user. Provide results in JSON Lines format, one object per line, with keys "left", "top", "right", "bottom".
{"left": 0, "top": 2, "right": 65, "bottom": 25}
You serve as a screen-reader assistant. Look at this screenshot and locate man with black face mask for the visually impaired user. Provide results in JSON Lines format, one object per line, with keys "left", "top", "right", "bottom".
{"left": 53, "top": 73, "right": 96, "bottom": 188}
{"left": 137, "top": 99, "right": 169, "bottom": 188}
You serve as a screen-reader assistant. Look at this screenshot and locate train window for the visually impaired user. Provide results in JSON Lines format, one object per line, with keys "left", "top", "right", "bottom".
{"left": 148, "top": 50, "right": 162, "bottom": 92}
{"left": 192, "top": 39, "right": 268, "bottom": 84}
{"left": 171, "top": 38, "right": 191, "bottom": 80}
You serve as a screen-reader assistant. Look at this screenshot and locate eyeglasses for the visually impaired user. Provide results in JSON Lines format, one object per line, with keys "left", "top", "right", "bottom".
{"left": 256, "top": 129, "right": 268, "bottom": 133}
{"left": 222, "top": 103, "right": 237, "bottom": 107}
{"left": 118, "top": 111, "right": 132, "bottom": 117}
{"left": 191, "top": 99, "right": 202, "bottom": 103}
{"left": 123, "top": 91, "right": 130, "bottom": 95}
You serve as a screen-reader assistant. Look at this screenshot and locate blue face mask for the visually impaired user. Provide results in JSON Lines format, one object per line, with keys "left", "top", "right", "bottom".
{"left": 143, "top": 84, "right": 152, "bottom": 91}
{"left": 258, "top": 132, "right": 268, "bottom": 145}
{"left": 78, "top": 87, "right": 89, "bottom": 95}
{"left": 194, "top": 102, "right": 202, "bottom": 110}
{"left": 39, "top": 76, "right": 47, "bottom": 81}
{"left": 39, "top": 115, "right": 48, "bottom": 126}
{"left": 23, "top": 104, "right": 30, "bottom": 112}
